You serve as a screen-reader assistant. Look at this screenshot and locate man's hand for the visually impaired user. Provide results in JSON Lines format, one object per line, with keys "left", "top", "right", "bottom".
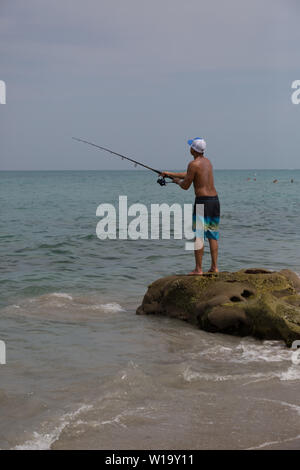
{"left": 160, "top": 174, "right": 184, "bottom": 185}
{"left": 172, "top": 177, "right": 181, "bottom": 184}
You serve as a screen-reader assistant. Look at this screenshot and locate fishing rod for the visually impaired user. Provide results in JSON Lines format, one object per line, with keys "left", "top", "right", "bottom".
{"left": 72, "top": 137, "right": 174, "bottom": 186}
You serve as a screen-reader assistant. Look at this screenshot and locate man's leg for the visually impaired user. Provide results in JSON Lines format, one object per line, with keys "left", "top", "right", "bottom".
{"left": 188, "top": 238, "right": 204, "bottom": 275}
{"left": 208, "top": 238, "right": 218, "bottom": 273}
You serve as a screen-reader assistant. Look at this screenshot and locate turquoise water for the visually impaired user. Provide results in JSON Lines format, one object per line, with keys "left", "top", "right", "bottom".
{"left": 1, "top": 169, "right": 300, "bottom": 450}
{"left": 1, "top": 169, "right": 299, "bottom": 308}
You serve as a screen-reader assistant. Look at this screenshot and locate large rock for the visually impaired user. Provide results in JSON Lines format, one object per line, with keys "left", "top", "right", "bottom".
{"left": 136, "top": 268, "right": 300, "bottom": 347}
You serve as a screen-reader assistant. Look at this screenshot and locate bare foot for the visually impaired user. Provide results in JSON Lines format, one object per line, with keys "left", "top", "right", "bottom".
{"left": 188, "top": 269, "right": 203, "bottom": 276}
{"left": 208, "top": 267, "right": 219, "bottom": 273}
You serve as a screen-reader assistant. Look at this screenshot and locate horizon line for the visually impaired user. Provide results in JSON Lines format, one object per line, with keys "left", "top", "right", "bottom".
{"left": 0, "top": 168, "right": 299, "bottom": 172}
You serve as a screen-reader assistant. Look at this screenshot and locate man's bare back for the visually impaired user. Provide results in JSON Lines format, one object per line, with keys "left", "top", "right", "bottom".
{"left": 189, "top": 157, "right": 217, "bottom": 197}
{"left": 162, "top": 154, "right": 217, "bottom": 197}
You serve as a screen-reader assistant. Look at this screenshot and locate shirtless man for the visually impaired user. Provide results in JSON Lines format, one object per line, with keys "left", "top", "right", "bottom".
{"left": 162, "top": 137, "right": 220, "bottom": 275}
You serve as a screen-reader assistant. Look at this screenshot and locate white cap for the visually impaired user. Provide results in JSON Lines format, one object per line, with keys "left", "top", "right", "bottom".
{"left": 187, "top": 137, "right": 206, "bottom": 154}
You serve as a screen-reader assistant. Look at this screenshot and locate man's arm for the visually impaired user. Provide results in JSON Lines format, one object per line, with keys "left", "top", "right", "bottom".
{"left": 161, "top": 171, "right": 187, "bottom": 179}
{"left": 174, "top": 162, "right": 196, "bottom": 190}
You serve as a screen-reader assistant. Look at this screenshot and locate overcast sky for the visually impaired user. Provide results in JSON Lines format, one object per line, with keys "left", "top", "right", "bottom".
{"left": 0, "top": 0, "right": 299, "bottom": 170}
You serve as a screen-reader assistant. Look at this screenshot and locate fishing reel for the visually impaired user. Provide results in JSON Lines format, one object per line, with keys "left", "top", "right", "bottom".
{"left": 157, "top": 176, "right": 167, "bottom": 186}
{"left": 157, "top": 176, "right": 175, "bottom": 186}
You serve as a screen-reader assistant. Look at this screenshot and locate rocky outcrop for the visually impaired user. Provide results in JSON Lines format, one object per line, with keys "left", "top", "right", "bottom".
{"left": 136, "top": 269, "right": 300, "bottom": 347}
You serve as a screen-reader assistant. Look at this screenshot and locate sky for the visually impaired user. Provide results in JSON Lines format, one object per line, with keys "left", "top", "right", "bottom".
{"left": 0, "top": 0, "right": 300, "bottom": 170}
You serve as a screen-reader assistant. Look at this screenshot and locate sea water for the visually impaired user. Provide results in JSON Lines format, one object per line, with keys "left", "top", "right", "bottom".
{"left": 0, "top": 169, "right": 300, "bottom": 449}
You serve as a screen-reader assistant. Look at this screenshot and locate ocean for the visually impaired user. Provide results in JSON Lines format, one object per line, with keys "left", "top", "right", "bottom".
{"left": 0, "top": 169, "right": 300, "bottom": 449}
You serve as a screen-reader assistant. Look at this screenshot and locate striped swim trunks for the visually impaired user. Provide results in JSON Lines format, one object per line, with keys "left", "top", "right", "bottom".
{"left": 192, "top": 195, "right": 220, "bottom": 240}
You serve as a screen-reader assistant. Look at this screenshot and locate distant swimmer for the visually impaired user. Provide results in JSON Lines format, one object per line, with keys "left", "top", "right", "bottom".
{"left": 273, "top": 179, "right": 278, "bottom": 183}
{"left": 291, "top": 178, "right": 294, "bottom": 183}
{"left": 247, "top": 177, "right": 251, "bottom": 181}
{"left": 253, "top": 178, "right": 256, "bottom": 181}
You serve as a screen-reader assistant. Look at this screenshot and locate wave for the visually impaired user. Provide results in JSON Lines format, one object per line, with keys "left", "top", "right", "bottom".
{"left": 9, "top": 356, "right": 300, "bottom": 450}
{"left": 186, "top": 338, "right": 292, "bottom": 364}
{"left": 182, "top": 365, "right": 300, "bottom": 384}
{"left": 180, "top": 337, "right": 300, "bottom": 384}
{"left": 11, "top": 362, "right": 155, "bottom": 450}
{"left": 278, "top": 366, "right": 300, "bottom": 381}
{"left": 89, "top": 303, "right": 125, "bottom": 313}
{"left": 2, "top": 293, "right": 126, "bottom": 321}
{"left": 182, "top": 365, "right": 270, "bottom": 383}
{"left": 247, "top": 434, "right": 300, "bottom": 450}
{"left": 13, "top": 404, "right": 92, "bottom": 450}
{"left": 50, "top": 292, "right": 73, "bottom": 300}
